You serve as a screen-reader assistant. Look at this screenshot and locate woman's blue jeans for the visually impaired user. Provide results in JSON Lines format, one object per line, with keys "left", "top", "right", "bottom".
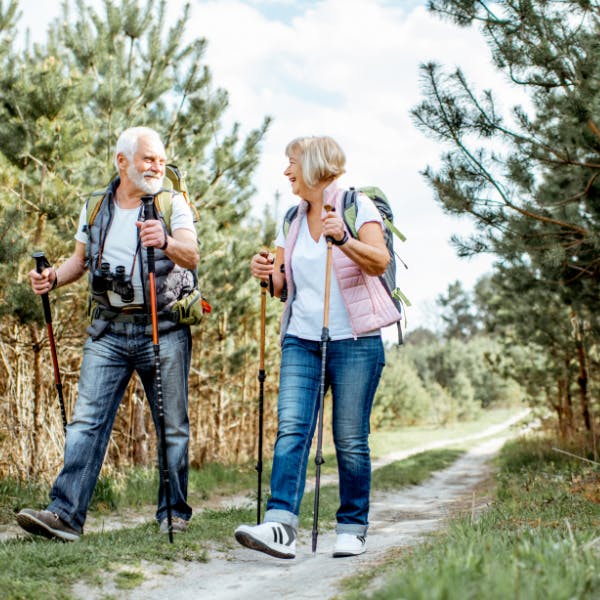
{"left": 265, "top": 334, "right": 385, "bottom": 536}
{"left": 48, "top": 322, "right": 192, "bottom": 532}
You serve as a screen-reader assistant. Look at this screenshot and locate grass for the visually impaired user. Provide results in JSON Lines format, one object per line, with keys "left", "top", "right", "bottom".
{"left": 304, "top": 406, "right": 520, "bottom": 478}
{"left": 0, "top": 448, "right": 466, "bottom": 599}
{"left": 368, "top": 407, "right": 523, "bottom": 460}
{"left": 0, "top": 407, "right": 524, "bottom": 598}
{"left": 338, "top": 433, "right": 600, "bottom": 600}
{"left": 0, "top": 506, "right": 251, "bottom": 600}
{"left": 1, "top": 461, "right": 264, "bottom": 524}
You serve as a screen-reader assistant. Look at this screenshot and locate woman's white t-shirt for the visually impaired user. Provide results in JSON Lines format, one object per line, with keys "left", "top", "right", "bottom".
{"left": 274, "top": 193, "right": 383, "bottom": 341}
{"left": 75, "top": 194, "right": 195, "bottom": 307}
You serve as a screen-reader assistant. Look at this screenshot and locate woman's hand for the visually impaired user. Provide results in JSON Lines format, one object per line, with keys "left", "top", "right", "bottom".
{"left": 250, "top": 251, "right": 275, "bottom": 281}
{"left": 321, "top": 209, "right": 346, "bottom": 244}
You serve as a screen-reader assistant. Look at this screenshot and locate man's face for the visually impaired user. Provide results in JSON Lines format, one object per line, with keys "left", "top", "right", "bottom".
{"left": 125, "top": 135, "right": 167, "bottom": 195}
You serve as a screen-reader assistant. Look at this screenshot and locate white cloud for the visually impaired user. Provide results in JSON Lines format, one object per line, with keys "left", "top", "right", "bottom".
{"left": 191, "top": 0, "right": 517, "bottom": 337}
{"left": 18, "top": 0, "right": 523, "bottom": 337}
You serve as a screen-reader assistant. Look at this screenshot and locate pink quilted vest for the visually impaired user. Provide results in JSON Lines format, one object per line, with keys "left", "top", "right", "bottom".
{"left": 280, "top": 183, "right": 401, "bottom": 343}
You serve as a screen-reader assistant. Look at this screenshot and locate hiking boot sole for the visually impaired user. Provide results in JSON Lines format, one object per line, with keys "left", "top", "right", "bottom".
{"left": 234, "top": 529, "right": 295, "bottom": 559}
{"left": 16, "top": 512, "right": 80, "bottom": 542}
{"left": 333, "top": 549, "right": 366, "bottom": 558}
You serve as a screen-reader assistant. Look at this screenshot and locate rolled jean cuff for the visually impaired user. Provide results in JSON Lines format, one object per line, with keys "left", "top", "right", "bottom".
{"left": 264, "top": 509, "right": 298, "bottom": 532}
{"left": 156, "top": 510, "right": 191, "bottom": 524}
{"left": 336, "top": 523, "right": 368, "bottom": 537}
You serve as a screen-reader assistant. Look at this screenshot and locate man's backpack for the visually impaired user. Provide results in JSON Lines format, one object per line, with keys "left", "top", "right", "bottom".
{"left": 86, "top": 163, "right": 199, "bottom": 231}
{"left": 283, "top": 187, "right": 410, "bottom": 344}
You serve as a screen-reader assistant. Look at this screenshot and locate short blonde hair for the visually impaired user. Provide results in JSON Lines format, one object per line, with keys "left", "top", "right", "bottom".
{"left": 285, "top": 136, "right": 346, "bottom": 187}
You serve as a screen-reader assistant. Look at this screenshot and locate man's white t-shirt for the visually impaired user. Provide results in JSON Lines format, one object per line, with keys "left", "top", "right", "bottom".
{"left": 75, "top": 194, "right": 195, "bottom": 307}
{"left": 274, "top": 193, "right": 383, "bottom": 341}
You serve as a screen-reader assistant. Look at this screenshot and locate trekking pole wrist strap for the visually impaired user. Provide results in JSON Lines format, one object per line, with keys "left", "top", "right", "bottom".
{"left": 331, "top": 231, "right": 348, "bottom": 246}
{"left": 51, "top": 267, "right": 59, "bottom": 290}
{"left": 160, "top": 223, "right": 169, "bottom": 250}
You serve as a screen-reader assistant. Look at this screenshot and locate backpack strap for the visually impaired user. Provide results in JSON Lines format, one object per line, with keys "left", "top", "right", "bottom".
{"left": 86, "top": 187, "right": 179, "bottom": 233}
{"left": 342, "top": 188, "right": 359, "bottom": 238}
{"left": 86, "top": 190, "right": 108, "bottom": 229}
{"left": 155, "top": 191, "right": 174, "bottom": 231}
{"left": 163, "top": 164, "right": 199, "bottom": 222}
{"left": 87, "top": 163, "right": 197, "bottom": 230}
{"left": 282, "top": 204, "right": 300, "bottom": 238}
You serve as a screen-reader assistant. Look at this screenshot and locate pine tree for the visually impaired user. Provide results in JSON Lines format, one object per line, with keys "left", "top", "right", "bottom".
{"left": 413, "top": 0, "right": 600, "bottom": 435}
{"left": 0, "top": 0, "right": 274, "bottom": 479}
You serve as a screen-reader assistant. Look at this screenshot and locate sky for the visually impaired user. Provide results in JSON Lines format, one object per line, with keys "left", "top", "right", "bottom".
{"left": 17, "top": 0, "right": 523, "bottom": 337}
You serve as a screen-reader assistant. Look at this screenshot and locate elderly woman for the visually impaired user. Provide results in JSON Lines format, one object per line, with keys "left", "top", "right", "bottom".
{"left": 235, "top": 136, "right": 400, "bottom": 559}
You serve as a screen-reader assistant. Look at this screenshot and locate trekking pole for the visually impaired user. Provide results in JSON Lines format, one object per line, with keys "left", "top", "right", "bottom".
{"left": 255, "top": 249, "right": 271, "bottom": 524}
{"left": 312, "top": 204, "right": 334, "bottom": 555}
{"left": 32, "top": 251, "right": 67, "bottom": 434}
{"left": 142, "top": 195, "right": 174, "bottom": 544}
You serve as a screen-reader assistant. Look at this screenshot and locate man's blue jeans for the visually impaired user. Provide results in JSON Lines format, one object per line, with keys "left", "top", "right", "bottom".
{"left": 265, "top": 334, "right": 385, "bottom": 536}
{"left": 48, "top": 322, "right": 192, "bottom": 532}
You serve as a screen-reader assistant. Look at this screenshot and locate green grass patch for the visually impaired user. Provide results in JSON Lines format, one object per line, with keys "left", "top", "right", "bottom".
{"left": 339, "top": 434, "right": 600, "bottom": 600}
{"left": 2, "top": 462, "right": 265, "bottom": 524}
{"left": 0, "top": 479, "right": 50, "bottom": 524}
{"left": 372, "top": 449, "right": 463, "bottom": 491}
{"left": 114, "top": 569, "right": 145, "bottom": 590}
{"left": 368, "top": 407, "right": 523, "bottom": 459}
{"left": 0, "top": 505, "right": 255, "bottom": 599}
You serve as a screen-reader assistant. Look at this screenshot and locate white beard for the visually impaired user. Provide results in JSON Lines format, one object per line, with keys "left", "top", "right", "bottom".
{"left": 127, "top": 164, "right": 164, "bottom": 195}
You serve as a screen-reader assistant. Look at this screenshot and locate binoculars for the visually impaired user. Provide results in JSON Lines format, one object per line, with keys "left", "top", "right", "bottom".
{"left": 91, "top": 262, "right": 134, "bottom": 303}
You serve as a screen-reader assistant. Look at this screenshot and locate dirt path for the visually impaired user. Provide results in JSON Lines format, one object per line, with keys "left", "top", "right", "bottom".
{"left": 72, "top": 411, "right": 530, "bottom": 599}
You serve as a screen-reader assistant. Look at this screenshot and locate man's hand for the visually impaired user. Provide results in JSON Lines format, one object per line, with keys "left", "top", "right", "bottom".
{"left": 28, "top": 267, "right": 56, "bottom": 295}
{"left": 137, "top": 219, "right": 168, "bottom": 249}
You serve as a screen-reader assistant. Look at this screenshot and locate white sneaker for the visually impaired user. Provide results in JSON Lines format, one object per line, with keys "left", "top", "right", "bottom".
{"left": 235, "top": 522, "right": 296, "bottom": 559}
{"left": 333, "top": 533, "right": 367, "bottom": 557}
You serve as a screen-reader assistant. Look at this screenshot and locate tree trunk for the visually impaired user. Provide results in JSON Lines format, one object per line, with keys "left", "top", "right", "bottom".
{"left": 131, "top": 378, "right": 149, "bottom": 465}
{"left": 29, "top": 324, "right": 42, "bottom": 478}
{"left": 571, "top": 311, "right": 590, "bottom": 431}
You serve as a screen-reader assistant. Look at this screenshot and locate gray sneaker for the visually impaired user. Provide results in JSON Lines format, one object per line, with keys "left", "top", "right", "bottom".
{"left": 16, "top": 509, "right": 81, "bottom": 542}
{"left": 159, "top": 516, "right": 189, "bottom": 534}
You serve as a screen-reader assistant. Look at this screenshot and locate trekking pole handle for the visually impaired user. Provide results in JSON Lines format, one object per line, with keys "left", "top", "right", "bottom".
{"left": 324, "top": 204, "right": 335, "bottom": 244}
{"left": 32, "top": 251, "right": 53, "bottom": 324}
{"left": 141, "top": 196, "right": 156, "bottom": 272}
{"left": 259, "top": 249, "right": 274, "bottom": 295}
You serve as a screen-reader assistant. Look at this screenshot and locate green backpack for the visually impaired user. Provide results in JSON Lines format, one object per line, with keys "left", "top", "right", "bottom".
{"left": 283, "top": 187, "right": 410, "bottom": 344}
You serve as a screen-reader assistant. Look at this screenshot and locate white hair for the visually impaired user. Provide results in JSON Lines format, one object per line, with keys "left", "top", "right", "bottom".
{"left": 114, "top": 126, "right": 164, "bottom": 170}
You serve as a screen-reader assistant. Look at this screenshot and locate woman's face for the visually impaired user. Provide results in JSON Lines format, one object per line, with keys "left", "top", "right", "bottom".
{"left": 284, "top": 150, "right": 307, "bottom": 197}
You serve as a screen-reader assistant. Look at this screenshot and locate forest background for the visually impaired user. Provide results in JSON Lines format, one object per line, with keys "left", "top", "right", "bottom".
{"left": 0, "top": 0, "right": 598, "bottom": 483}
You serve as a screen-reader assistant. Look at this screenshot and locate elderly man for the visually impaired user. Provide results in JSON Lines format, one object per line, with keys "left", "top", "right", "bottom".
{"left": 17, "top": 126, "right": 199, "bottom": 541}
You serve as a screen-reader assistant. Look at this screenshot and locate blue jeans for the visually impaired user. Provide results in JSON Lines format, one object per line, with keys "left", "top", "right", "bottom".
{"left": 48, "top": 322, "right": 192, "bottom": 532}
{"left": 265, "top": 334, "right": 385, "bottom": 536}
